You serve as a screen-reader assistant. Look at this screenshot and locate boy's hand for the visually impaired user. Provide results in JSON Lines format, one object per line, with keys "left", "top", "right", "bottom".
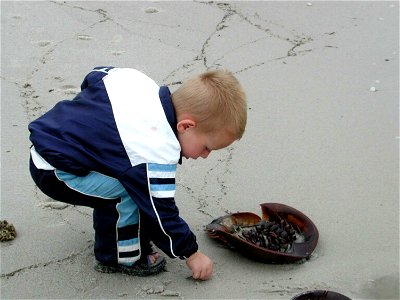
{"left": 186, "top": 251, "right": 213, "bottom": 280}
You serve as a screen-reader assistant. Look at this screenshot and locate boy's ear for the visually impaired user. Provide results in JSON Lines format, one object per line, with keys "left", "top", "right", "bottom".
{"left": 177, "top": 119, "right": 196, "bottom": 133}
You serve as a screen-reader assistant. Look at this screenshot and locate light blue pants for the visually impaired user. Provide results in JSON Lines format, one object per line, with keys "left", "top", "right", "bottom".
{"left": 55, "top": 170, "right": 141, "bottom": 266}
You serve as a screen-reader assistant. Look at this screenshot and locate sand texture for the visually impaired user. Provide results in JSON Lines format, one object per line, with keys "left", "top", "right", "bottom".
{"left": 1, "top": 1, "right": 399, "bottom": 299}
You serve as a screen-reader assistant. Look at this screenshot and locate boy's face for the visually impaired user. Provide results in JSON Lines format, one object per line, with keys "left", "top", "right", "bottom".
{"left": 177, "top": 119, "right": 236, "bottom": 160}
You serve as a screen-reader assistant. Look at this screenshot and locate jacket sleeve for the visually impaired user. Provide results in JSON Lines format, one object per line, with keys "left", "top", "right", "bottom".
{"left": 120, "top": 162, "right": 198, "bottom": 259}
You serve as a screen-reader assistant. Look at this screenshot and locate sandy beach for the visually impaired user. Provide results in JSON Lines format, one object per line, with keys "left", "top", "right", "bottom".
{"left": 1, "top": 1, "right": 399, "bottom": 299}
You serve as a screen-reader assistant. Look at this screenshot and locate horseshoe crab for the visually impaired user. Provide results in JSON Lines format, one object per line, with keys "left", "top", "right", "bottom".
{"left": 291, "top": 290, "right": 351, "bottom": 300}
{"left": 206, "top": 203, "right": 319, "bottom": 263}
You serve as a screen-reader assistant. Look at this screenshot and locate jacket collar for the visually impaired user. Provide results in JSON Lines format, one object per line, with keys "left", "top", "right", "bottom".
{"left": 159, "top": 86, "right": 182, "bottom": 164}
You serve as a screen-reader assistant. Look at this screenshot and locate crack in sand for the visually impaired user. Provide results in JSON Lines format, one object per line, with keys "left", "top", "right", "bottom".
{"left": 202, "top": 1, "right": 318, "bottom": 72}
{"left": 194, "top": 146, "right": 236, "bottom": 218}
{"left": 50, "top": 1, "right": 201, "bottom": 56}
{"left": 0, "top": 76, "right": 46, "bottom": 122}
{"left": 20, "top": 2, "right": 111, "bottom": 122}
{"left": 19, "top": 82, "right": 47, "bottom": 121}
{"left": 20, "top": 0, "right": 325, "bottom": 121}
{"left": 197, "top": 3, "right": 236, "bottom": 69}
{"left": 161, "top": 3, "right": 239, "bottom": 85}
{"left": 164, "top": 0, "right": 318, "bottom": 83}
{"left": 50, "top": 1, "right": 109, "bottom": 22}
{"left": 0, "top": 245, "right": 91, "bottom": 279}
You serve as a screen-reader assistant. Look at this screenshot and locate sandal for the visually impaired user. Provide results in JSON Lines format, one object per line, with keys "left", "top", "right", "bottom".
{"left": 94, "top": 253, "right": 166, "bottom": 276}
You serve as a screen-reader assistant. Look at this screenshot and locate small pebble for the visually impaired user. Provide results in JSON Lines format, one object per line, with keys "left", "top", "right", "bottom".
{"left": 307, "top": 2, "right": 313, "bottom": 6}
{"left": 369, "top": 86, "right": 377, "bottom": 92}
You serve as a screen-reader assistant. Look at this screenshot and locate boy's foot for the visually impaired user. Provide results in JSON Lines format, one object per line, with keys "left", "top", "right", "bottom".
{"left": 94, "top": 253, "right": 166, "bottom": 276}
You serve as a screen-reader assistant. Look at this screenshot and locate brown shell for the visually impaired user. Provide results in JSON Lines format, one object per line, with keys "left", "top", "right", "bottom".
{"left": 291, "top": 290, "right": 351, "bottom": 300}
{"left": 206, "top": 203, "right": 319, "bottom": 264}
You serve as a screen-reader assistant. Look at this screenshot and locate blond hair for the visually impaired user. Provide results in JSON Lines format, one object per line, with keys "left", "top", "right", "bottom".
{"left": 171, "top": 70, "right": 247, "bottom": 139}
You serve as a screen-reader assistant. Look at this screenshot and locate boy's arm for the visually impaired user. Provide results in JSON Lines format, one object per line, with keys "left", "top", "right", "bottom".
{"left": 120, "top": 163, "right": 198, "bottom": 259}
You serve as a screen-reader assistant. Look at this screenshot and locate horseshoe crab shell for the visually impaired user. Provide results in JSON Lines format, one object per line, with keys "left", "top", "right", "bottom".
{"left": 291, "top": 290, "right": 351, "bottom": 300}
{"left": 206, "top": 203, "right": 319, "bottom": 264}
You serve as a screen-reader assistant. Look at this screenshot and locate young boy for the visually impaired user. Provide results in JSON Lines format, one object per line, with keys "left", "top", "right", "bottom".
{"left": 28, "top": 66, "right": 247, "bottom": 280}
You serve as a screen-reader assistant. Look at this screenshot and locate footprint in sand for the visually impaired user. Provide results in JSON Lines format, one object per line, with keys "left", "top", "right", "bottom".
{"left": 33, "top": 40, "right": 52, "bottom": 47}
{"left": 76, "top": 34, "right": 93, "bottom": 41}
{"left": 53, "top": 76, "right": 65, "bottom": 82}
{"left": 58, "top": 85, "right": 80, "bottom": 95}
{"left": 144, "top": 7, "right": 159, "bottom": 13}
{"left": 112, "top": 50, "right": 126, "bottom": 56}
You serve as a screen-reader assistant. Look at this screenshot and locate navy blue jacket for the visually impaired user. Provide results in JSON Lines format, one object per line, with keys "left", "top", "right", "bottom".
{"left": 29, "top": 67, "right": 198, "bottom": 259}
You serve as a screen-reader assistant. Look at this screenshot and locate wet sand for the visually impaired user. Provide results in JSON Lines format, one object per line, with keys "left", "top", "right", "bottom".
{"left": 1, "top": 1, "right": 399, "bottom": 299}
